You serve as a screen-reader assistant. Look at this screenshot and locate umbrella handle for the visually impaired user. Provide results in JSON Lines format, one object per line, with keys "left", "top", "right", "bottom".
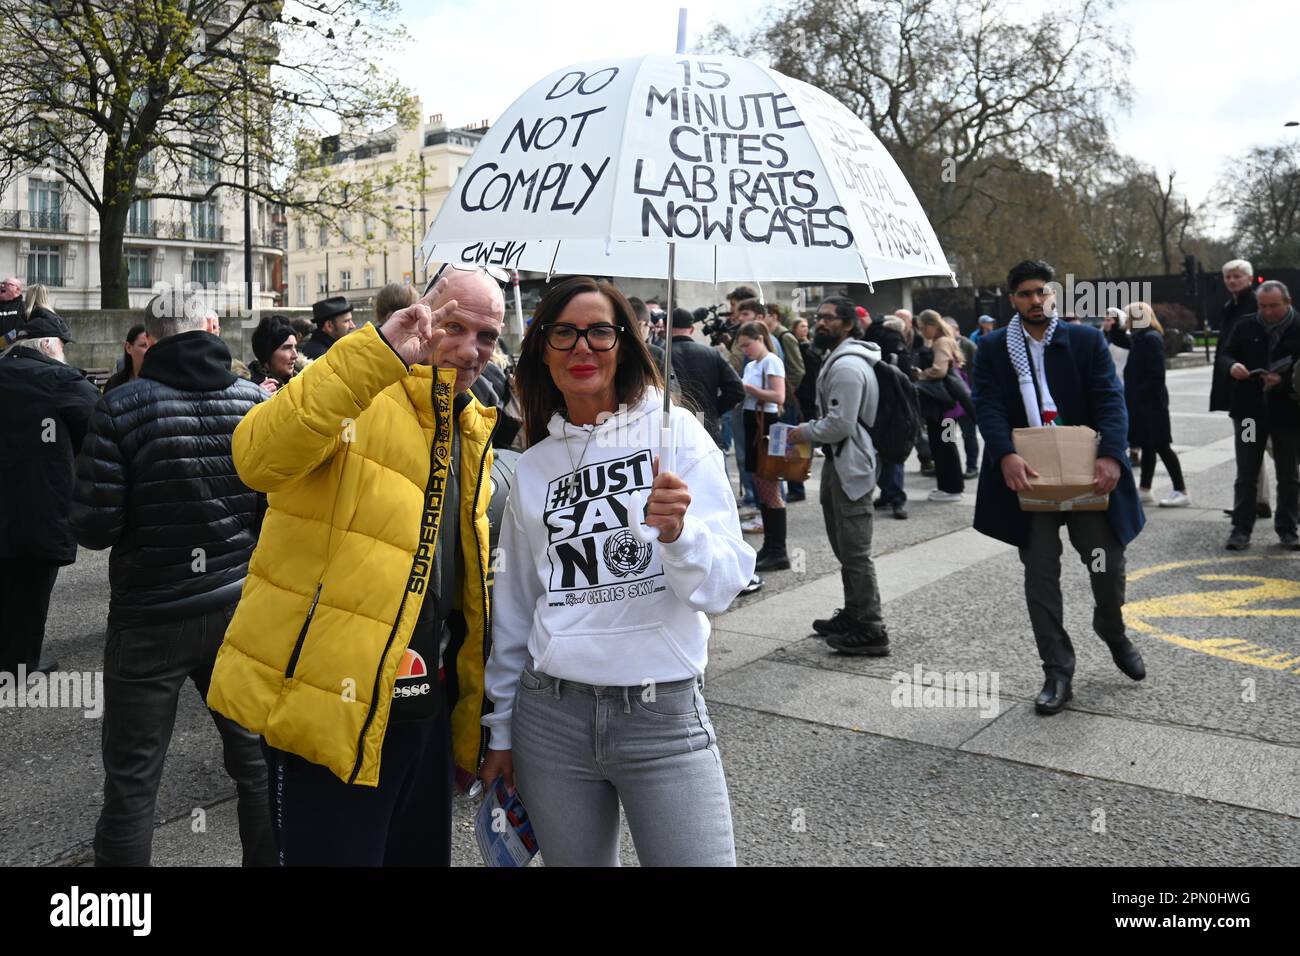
{"left": 627, "top": 426, "right": 675, "bottom": 544}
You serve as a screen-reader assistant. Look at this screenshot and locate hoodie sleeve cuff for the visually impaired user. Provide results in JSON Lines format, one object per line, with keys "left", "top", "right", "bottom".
{"left": 659, "top": 513, "right": 707, "bottom": 563}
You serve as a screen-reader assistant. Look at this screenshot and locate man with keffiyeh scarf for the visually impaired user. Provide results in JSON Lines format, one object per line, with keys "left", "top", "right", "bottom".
{"left": 971, "top": 260, "right": 1147, "bottom": 716}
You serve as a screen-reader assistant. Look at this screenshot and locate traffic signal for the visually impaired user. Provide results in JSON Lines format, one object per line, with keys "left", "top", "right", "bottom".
{"left": 1182, "top": 254, "right": 1198, "bottom": 294}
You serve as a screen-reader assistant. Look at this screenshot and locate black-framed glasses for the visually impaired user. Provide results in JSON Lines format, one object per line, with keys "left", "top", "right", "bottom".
{"left": 425, "top": 261, "right": 511, "bottom": 297}
{"left": 544, "top": 323, "right": 620, "bottom": 351}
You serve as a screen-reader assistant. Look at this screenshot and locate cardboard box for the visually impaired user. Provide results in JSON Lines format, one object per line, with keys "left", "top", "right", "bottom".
{"left": 1012, "top": 425, "right": 1109, "bottom": 512}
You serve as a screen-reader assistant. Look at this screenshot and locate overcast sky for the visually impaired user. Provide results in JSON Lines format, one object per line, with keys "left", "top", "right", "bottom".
{"left": 392, "top": 0, "right": 1300, "bottom": 234}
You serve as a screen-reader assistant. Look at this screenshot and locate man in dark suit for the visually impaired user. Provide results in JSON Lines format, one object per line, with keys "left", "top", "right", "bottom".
{"left": 972, "top": 260, "right": 1147, "bottom": 715}
{"left": 667, "top": 308, "right": 745, "bottom": 448}
{"left": 1217, "top": 280, "right": 1300, "bottom": 551}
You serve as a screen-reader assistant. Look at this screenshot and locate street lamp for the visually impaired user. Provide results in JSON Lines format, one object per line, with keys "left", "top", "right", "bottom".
{"left": 394, "top": 203, "right": 428, "bottom": 286}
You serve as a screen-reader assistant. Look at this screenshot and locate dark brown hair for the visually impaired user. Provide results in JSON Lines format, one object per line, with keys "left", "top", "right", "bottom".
{"left": 514, "top": 276, "right": 664, "bottom": 448}
{"left": 736, "top": 297, "right": 763, "bottom": 316}
{"left": 736, "top": 320, "right": 774, "bottom": 354}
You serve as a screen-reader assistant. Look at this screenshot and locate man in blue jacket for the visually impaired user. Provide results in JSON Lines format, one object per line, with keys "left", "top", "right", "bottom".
{"left": 972, "top": 260, "right": 1147, "bottom": 715}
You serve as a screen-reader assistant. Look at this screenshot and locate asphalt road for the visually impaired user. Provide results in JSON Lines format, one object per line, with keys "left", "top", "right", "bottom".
{"left": 3, "top": 359, "right": 1297, "bottom": 866}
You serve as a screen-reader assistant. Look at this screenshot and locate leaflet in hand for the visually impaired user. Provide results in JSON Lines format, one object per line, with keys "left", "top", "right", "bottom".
{"left": 474, "top": 775, "right": 540, "bottom": 867}
{"left": 768, "top": 423, "right": 812, "bottom": 460}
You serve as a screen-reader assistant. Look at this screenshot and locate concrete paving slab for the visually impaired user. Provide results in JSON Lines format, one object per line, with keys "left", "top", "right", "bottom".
{"left": 960, "top": 704, "right": 1300, "bottom": 818}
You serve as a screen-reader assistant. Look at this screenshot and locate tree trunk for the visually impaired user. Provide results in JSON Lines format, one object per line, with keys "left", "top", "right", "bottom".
{"left": 98, "top": 187, "right": 131, "bottom": 309}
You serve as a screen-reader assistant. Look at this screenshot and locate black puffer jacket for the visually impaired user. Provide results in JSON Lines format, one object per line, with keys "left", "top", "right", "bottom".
{"left": 72, "top": 330, "right": 267, "bottom": 626}
{"left": 0, "top": 346, "right": 100, "bottom": 563}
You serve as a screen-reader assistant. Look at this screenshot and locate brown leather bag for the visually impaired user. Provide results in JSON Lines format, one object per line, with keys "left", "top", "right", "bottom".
{"left": 753, "top": 408, "right": 813, "bottom": 482}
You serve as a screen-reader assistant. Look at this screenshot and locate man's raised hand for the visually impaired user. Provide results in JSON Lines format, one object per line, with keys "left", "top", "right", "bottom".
{"left": 379, "top": 277, "right": 456, "bottom": 366}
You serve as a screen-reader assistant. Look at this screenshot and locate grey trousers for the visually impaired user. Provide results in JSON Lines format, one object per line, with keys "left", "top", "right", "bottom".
{"left": 1017, "top": 511, "right": 1128, "bottom": 680}
{"left": 511, "top": 662, "right": 735, "bottom": 867}
{"left": 819, "top": 455, "right": 884, "bottom": 627}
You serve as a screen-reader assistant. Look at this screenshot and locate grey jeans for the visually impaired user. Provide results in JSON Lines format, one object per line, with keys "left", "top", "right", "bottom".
{"left": 510, "top": 661, "right": 735, "bottom": 866}
{"left": 819, "top": 455, "right": 884, "bottom": 627}
{"left": 1017, "top": 511, "right": 1128, "bottom": 680}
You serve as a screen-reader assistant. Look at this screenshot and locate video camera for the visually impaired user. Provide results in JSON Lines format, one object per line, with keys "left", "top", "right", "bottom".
{"left": 700, "top": 304, "right": 738, "bottom": 347}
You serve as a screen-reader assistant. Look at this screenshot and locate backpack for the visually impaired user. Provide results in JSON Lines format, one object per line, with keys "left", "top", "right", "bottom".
{"left": 821, "top": 348, "right": 919, "bottom": 466}
{"left": 868, "top": 360, "right": 920, "bottom": 465}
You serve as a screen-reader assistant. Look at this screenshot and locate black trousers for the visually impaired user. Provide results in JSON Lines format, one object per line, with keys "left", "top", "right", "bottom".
{"left": 264, "top": 698, "right": 454, "bottom": 867}
{"left": 1017, "top": 512, "right": 1128, "bottom": 680}
{"left": 94, "top": 606, "right": 276, "bottom": 867}
{"left": 926, "top": 418, "right": 965, "bottom": 493}
{"left": 1138, "top": 443, "right": 1186, "bottom": 491}
{"left": 0, "top": 557, "right": 60, "bottom": 674}
{"left": 1232, "top": 418, "right": 1299, "bottom": 537}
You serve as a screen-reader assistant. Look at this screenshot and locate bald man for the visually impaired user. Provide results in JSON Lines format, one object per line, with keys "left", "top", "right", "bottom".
{"left": 208, "top": 267, "right": 506, "bottom": 866}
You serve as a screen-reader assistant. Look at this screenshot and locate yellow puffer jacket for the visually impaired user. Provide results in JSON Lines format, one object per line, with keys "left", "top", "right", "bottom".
{"left": 207, "top": 324, "right": 497, "bottom": 787}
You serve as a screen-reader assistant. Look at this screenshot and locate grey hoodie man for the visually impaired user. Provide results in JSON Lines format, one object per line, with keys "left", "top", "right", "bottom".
{"left": 804, "top": 337, "right": 882, "bottom": 502}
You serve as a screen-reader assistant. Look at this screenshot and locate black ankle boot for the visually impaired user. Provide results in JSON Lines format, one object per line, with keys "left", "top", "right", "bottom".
{"left": 755, "top": 507, "right": 790, "bottom": 571}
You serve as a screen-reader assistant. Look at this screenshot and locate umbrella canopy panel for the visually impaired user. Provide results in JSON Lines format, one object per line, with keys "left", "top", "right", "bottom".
{"left": 421, "top": 54, "right": 951, "bottom": 285}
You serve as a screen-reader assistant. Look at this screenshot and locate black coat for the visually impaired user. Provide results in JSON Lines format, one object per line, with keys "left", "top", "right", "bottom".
{"left": 0, "top": 347, "right": 101, "bottom": 563}
{"left": 972, "top": 324, "right": 1144, "bottom": 548}
{"left": 863, "top": 323, "right": 914, "bottom": 378}
{"left": 71, "top": 331, "right": 267, "bottom": 626}
{"left": 1124, "top": 328, "right": 1171, "bottom": 448}
{"left": 0, "top": 297, "right": 26, "bottom": 341}
{"left": 1210, "top": 288, "right": 1258, "bottom": 412}
{"left": 666, "top": 334, "right": 745, "bottom": 445}
{"left": 796, "top": 340, "right": 822, "bottom": 419}
{"left": 297, "top": 326, "right": 336, "bottom": 361}
{"left": 1216, "top": 310, "right": 1300, "bottom": 429}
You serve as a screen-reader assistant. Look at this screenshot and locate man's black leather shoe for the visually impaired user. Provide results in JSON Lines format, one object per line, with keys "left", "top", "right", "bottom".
{"left": 1034, "top": 677, "right": 1072, "bottom": 715}
{"left": 1110, "top": 639, "right": 1146, "bottom": 680}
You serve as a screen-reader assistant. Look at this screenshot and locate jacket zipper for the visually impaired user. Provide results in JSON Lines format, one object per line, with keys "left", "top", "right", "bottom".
{"left": 284, "top": 583, "right": 322, "bottom": 678}
{"left": 471, "top": 418, "right": 499, "bottom": 772}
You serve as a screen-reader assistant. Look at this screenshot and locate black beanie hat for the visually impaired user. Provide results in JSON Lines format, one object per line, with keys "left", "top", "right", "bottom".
{"left": 252, "top": 314, "right": 295, "bottom": 364}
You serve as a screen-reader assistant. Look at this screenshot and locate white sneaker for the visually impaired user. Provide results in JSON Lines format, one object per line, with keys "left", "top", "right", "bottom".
{"left": 927, "top": 490, "right": 963, "bottom": 503}
{"left": 741, "top": 517, "right": 764, "bottom": 534}
{"left": 1159, "top": 490, "right": 1191, "bottom": 508}
{"left": 1138, "top": 488, "right": 1155, "bottom": 504}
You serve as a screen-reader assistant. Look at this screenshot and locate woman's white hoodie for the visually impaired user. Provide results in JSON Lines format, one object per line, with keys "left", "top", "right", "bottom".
{"left": 482, "top": 389, "right": 756, "bottom": 750}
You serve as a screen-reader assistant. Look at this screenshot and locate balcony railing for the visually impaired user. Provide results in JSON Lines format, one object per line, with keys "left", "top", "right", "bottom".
{"left": 190, "top": 222, "right": 224, "bottom": 241}
{"left": 123, "top": 219, "right": 226, "bottom": 242}
{"left": 1, "top": 209, "right": 72, "bottom": 232}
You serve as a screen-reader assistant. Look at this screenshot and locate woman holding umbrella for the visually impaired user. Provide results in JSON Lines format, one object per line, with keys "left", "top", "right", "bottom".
{"left": 479, "top": 276, "right": 754, "bottom": 866}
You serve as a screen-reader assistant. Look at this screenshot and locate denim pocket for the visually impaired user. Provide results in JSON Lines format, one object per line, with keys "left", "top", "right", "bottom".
{"left": 114, "top": 623, "right": 174, "bottom": 679}
{"left": 517, "top": 663, "right": 555, "bottom": 694}
{"left": 632, "top": 681, "right": 702, "bottom": 720}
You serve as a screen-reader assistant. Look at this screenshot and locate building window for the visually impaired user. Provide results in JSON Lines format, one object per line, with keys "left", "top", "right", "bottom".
{"left": 126, "top": 248, "right": 152, "bottom": 288}
{"left": 296, "top": 274, "right": 306, "bottom": 304}
{"left": 364, "top": 215, "right": 376, "bottom": 239}
{"left": 191, "top": 199, "right": 220, "bottom": 241}
{"left": 192, "top": 148, "right": 218, "bottom": 183}
{"left": 386, "top": 219, "right": 397, "bottom": 239}
{"left": 28, "top": 179, "right": 63, "bottom": 230}
{"left": 191, "top": 252, "right": 219, "bottom": 286}
{"left": 339, "top": 270, "right": 351, "bottom": 291}
{"left": 127, "top": 198, "right": 151, "bottom": 235}
{"left": 297, "top": 224, "right": 306, "bottom": 249}
{"left": 316, "top": 272, "right": 327, "bottom": 295}
{"left": 363, "top": 267, "right": 374, "bottom": 288}
{"left": 318, "top": 224, "right": 328, "bottom": 247}
{"left": 28, "top": 244, "right": 62, "bottom": 285}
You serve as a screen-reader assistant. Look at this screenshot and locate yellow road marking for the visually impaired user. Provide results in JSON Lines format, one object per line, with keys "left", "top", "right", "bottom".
{"left": 1126, "top": 556, "right": 1300, "bottom": 673}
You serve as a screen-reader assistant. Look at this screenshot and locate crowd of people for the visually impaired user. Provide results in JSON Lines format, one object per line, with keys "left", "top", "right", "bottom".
{"left": 0, "top": 252, "right": 1298, "bottom": 867}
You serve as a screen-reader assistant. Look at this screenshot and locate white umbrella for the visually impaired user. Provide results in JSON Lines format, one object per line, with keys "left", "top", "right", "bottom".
{"left": 421, "top": 53, "right": 952, "bottom": 539}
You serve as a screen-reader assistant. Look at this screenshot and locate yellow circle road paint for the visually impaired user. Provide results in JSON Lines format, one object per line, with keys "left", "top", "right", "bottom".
{"left": 1126, "top": 555, "right": 1300, "bottom": 673}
